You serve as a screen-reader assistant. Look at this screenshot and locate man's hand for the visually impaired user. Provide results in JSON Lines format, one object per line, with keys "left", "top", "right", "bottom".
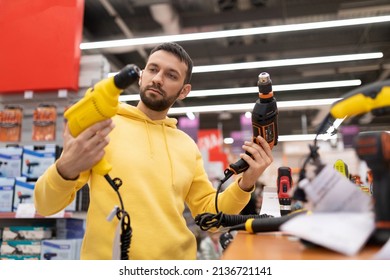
{"left": 56, "top": 119, "right": 115, "bottom": 180}
{"left": 238, "top": 136, "right": 273, "bottom": 191}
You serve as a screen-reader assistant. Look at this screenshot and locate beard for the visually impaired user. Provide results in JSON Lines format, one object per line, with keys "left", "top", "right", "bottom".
{"left": 140, "top": 84, "right": 182, "bottom": 112}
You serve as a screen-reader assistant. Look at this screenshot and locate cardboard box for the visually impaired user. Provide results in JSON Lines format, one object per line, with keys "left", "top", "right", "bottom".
{"left": 0, "top": 177, "right": 15, "bottom": 212}
{"left": 2, "top": 226, "right": 53, "bottom": 240}
{"left": 0, "top": 146, "right": 23, "bottom": 177}
{"left": 21, "top": 144, "right": 56, "bottom": 180}
{"left": 56, "top": 218, "right": 85, "bottom": 239}
{"left": 1, "top": 240, "right": 41, "bottom": 255}
{"left": 40, "top": 239, "right": 82, "bottom": 260}
{"left": 0, "top": 254, "right": 40, "bottom": 260}
{"left": 12, "top": 178, "right": 33, "bottom": 212}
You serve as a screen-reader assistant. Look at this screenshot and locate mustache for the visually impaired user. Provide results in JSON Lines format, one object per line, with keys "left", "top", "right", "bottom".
{"left": 146, "top": 84, "right": 165, "bottom": 95}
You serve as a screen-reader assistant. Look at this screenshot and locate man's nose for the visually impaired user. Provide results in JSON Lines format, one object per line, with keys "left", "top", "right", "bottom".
{"left": 152, "top": 71, "right": 163, "bottom": 85}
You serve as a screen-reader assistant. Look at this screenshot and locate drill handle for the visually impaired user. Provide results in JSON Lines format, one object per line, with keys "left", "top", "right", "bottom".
{"left": 228, "top": 156, "right": 250, "bottom": 175}
{"left": 228, "top": 136, "right": 263, "bottom": 175}
{"left": 92, "top": 158, "right": 112, "bottom": 176}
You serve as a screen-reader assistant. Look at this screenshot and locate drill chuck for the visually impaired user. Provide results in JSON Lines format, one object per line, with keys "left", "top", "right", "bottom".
{"left": 258, "top": 72, "right": 272, "bottom": 95}
{"left": 114, "top": 64, "right": 141, "bottom": 89}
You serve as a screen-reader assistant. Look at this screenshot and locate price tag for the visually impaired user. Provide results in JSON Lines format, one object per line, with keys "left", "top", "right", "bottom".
{"left": 281, "top": 212, "right": 375, "bottom": 256}
{"left": 15, "top": 203, "right": 36, "bottom": 218}
{"left": 260, "top": 186, "right": 281, "bottom": 217}
{"left": 299, "top": 165, "right": 373, "bottom": 212}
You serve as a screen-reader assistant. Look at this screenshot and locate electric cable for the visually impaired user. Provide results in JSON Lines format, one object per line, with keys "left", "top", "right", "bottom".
{"left": 293, "top": 112, "right": 331, "bottom": 201}
{"left": 194, "top": 172, "right": 272, "bottom": 231}
{"left": 104, "top": 174, "right": 132, "bottom": 260}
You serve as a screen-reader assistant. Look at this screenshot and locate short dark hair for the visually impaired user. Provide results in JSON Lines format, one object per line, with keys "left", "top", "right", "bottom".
{"left": 149, "top": 42, "right": 193, "bottom": 84}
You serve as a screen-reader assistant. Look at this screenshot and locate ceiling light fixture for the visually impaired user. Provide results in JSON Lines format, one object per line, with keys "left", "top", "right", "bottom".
{"left": 118, "top": 79, "right": 361, "bottom": 102}
{"left": 110, "top": 52, "right": 382, "bottom": 77}
{"left": 224, "top": 133, "right": 338, "bottom": 144}
{"left": 276, "top": 133, "right": 338, "bottom": 142}
{"left": 80, "top": 15, "right": 390, "bottom": 50}
{"left": 192, "top": 53, "right": 383, "bottom": 73}
{"left": 166, "top": 98, "right": 341, "bottom": 115}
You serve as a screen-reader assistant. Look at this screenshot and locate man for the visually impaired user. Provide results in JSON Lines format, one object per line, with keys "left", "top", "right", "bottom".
{"left": 34, "top": 42, "right": 273, "bottom": 260}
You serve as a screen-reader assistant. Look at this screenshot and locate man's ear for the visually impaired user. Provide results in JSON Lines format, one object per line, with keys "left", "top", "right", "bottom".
{"left": 178, "top": 84, "right": 192, "bottom": 100}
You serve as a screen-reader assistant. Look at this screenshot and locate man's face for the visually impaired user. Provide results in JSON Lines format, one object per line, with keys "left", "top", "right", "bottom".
{"left": 139, "top": 50, "right": 191, "bottom": 112}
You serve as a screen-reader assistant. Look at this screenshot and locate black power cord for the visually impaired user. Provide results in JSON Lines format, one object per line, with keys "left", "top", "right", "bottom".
{"left": 292, "top": 112, "right": 334, "bottom": 202}
{"left": 194, "top": 171, "right": 272, "bottom": 231}
{"left": 104, "top": 174, "right": 132, "bottom": 260}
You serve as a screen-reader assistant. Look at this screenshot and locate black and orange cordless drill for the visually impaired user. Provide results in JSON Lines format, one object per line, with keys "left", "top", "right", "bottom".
{"left": 224, "top": 72, "right": 278, "bottom": 180}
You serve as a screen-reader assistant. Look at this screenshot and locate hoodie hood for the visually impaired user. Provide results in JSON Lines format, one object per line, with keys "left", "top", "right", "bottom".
{"left": 117, "top": 103, "right": 177, "bottom": 128}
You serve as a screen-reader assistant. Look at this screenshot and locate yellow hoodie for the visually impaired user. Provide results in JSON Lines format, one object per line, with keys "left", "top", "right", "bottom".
{"left": 34, "top": 103, "right": 252, "bottom": 260}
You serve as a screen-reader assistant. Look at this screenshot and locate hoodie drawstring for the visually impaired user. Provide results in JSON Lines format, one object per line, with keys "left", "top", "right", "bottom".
{"left": 162, "top": 123, "right": 175, "bottom": 188}
{"left": 144, "top": 120, "right": 153, "bottom": 158}
{"left": 143, "top": 120, "right": 175, "bottom": 188}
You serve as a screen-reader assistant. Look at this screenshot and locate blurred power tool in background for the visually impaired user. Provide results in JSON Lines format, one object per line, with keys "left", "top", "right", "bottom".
{"left": 328, "top": 80, "right": 390, "bottom": 245}
{"left": 333, "top": 159, "right": 350, "bottom": 179}
{"left": 225, "top": 72, "right": 278, "bottom": 181}
{"left": 64, "top": 64, "right": 140, "bottom": 176}
{"left": 293, "top": 79, "right": 390, "bottom": 245}
{"left": 330, "top": 79, "right": 390, "bottom": 122}
{"left": 316, "top": 79, "right": 390, "bottom": 137}
{"left": 277, "top": 166, "right": 292, "bottom": 216}
{"left": 354, "top": 131, "right": 390, "bottom": 244}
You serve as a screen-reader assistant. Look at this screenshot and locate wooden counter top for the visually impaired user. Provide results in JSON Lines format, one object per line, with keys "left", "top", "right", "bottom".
{"left": 221, "top": 231, "right": 381, "bottom": 260}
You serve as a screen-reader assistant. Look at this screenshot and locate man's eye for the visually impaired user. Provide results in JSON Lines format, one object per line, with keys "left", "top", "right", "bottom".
{"left": 167, "top": 73, "right": 178, "bottom": 80}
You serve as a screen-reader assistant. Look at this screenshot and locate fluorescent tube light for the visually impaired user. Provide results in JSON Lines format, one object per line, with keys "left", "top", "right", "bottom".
{"left": 167, "top": 98, "right": 341, "bottom": 115}
{"left": 192, "top": 53, "right": 383, "bottom": 73}
{"left": 80, "top": 15, "right": 390, "bottom": 50}
{"left": 224, "top": 133, "right": 338, "bottom": 144}
{"left": 118, "top": 79, "right": 360, "bottom": 102}
{"left": 110, "top": 52, "right": 382, "bottom": 77}
{"left": 277, "top": 134, "right": 338, "bottom": 142}
{"left": 186, "top": 112, "right": 196, "bottom": 120}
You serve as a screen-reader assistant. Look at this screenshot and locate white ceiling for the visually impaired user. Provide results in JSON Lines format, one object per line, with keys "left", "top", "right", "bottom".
{"left": 81, "top": 0, "right": 390, "bottom": 138}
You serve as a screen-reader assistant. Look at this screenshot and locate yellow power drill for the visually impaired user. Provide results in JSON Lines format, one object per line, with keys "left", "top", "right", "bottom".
{"left": 330, "top": 79, "right": 390, "bottom": 120}
{"left": 64, "top": 64, "right": 141, "bottom": 176}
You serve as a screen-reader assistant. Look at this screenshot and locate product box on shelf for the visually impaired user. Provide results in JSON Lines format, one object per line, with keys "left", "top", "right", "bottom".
{"left": 21, "top": 144, "right": 56, "bottom": 180}
{"left": 0, "top": 240, "right": 41, "bottom": 255}
{"left": 0, "top": 106, "right": 23, "bottom": 143}
{"left": 40, "top": 239, "right": 82, "bottom": 260}
{"left": 32, "top": 104, "right": 57, "bottom": 142}
{"left": 0, "top": 146, "right": 23, "bottom": 177}
{"left": 2, "top": 226, "right": 53, "bottom": 241}
{"left": 0, "top": 177, "right": 15, "bottom": 212}
{"left": 12, "top": 178, "right": 33, "bottom": 212}
{"left": 56, "top": 218, "right": 85, "bottom": 239}
{"left": 0, "top": 254, "right": 40, "bottom": 260}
